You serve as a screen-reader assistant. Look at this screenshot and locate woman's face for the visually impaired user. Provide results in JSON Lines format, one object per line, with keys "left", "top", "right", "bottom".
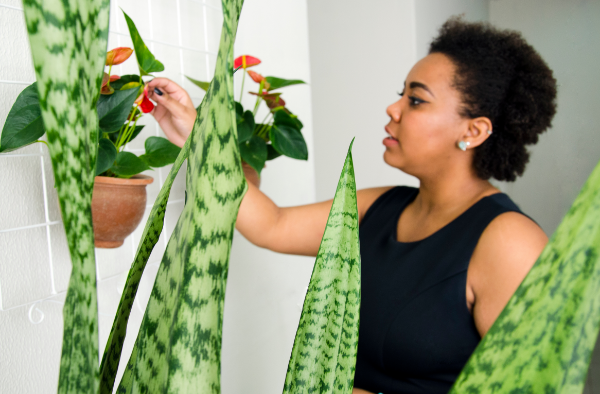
{"left": 383, "top": 53, "right": 469, "bottom": 178}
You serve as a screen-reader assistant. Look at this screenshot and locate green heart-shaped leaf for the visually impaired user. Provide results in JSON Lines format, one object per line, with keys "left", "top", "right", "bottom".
{"left": 237, "top": 110, "right": 255, "bottom": 143}
{"left": 235, "top": 101, "right": 244, "bottom": 117}
{"left": 239, "top": 135, "right": 267, "bottom": 175}
{"left": 110, "top": 74, "right": 141, "bottom": 90}
{"left": 0, "top": 82, "right": 45, "bottom": 153}
{"left": 111, "top": 151, "right": 150, "bottom": 178}
{"left": 122, "top": 10, "right": 165, "bottom": 75}
{"left": 265, "top": 76, "right": 306, "bottom": 90}
{"left": 266, "top": 144, "right": 281, "bottom": 160}
{"left": 97, "top": 87, "right": 140, "bottom": 133}
{"left": 96, "top": 138, "right": 117, "bottom": 175}
{"left": 274, "top": 109, "right": 303, "bottom": 130}
{"left": 139, "top": 136, "right": 181, "bottom": 167}
{"left": 269, "top": 124, "right": 308, "bottom": 160}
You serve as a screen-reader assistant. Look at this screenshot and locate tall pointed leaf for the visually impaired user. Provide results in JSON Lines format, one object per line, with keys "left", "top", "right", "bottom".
{"left": 99, "top": 1, "right": 246, "bottom": 392}
{"left": 283, "top": 139, "right": 361, "bottom": 394}
{"left": 22, "top": 0, "right": 109, "bottom": 393}
{"left": 450, "top": 160, "right": 600, "bottom": 393}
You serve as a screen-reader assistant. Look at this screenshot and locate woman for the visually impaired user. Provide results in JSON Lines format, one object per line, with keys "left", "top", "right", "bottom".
{"left": 146, "top": 18, "right": 557, "bottom": 394}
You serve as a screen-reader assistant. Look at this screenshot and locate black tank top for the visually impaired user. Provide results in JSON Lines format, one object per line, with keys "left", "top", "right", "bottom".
{"left": 354, "top": 186, "right": 524, "bottom": 393}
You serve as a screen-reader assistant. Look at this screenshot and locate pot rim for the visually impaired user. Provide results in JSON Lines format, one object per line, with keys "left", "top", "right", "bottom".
{"left": 95, "top": 174, "right": 154, "bottom": 186}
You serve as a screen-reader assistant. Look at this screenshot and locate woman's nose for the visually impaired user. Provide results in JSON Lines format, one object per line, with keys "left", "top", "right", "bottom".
{"left": 386, "top": 99, "right": 402, "bottom": 122}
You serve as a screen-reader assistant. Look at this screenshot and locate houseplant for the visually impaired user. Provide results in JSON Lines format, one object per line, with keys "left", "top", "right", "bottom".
{"left": 0, "top": 11, "right": 181, "bottom": 248}
{"left": 187, "top": 54, "right": 308, "bottom": 185}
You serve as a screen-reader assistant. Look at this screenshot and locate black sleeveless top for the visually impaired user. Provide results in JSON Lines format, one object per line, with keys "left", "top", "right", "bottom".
{"left": 354, "top": 186, "right": 523, "bottom": 393}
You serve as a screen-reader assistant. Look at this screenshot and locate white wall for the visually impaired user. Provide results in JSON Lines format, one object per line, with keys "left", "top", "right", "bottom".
{"left": 306, "top": 0, "right": 419, "bottom": 201}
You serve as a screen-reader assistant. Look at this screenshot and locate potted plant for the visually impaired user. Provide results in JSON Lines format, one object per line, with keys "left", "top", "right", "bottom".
{"left": 0, "top": 11, "right": 181, "bottom": 248}
{"left": 186, "top": 54, "right": 308, "bottom": 186}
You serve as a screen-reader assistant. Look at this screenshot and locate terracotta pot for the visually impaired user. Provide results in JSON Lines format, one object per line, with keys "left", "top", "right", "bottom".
{"left": 242, "top": 162, "right": 261, "bottom": 188}
{"left": 91, "top": 175, "right": 154, "bottom": 248}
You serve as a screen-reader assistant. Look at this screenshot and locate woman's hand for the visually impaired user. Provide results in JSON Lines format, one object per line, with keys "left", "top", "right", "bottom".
{"left": 146, "top": 78, "right": 196, "bottom": 148}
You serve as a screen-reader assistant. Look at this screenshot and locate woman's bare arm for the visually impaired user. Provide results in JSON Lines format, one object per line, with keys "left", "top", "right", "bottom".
{"left": 468, "top": 212, "right": 548, "bottom": 336}
{"left": 235, "top": 182, "right": 392, "bottom": 256}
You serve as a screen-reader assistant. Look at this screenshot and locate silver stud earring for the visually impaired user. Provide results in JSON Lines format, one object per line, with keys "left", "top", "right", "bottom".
{"left": 487, "top": 130, "right": 493, "bottom": 135}
{"left": 457, "top": 141, "right": 470, "bottom": 151}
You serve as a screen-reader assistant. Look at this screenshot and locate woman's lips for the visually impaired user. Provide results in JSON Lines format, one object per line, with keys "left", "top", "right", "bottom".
{"left": 383, "top": 126, "right": 399, "bottom": 147}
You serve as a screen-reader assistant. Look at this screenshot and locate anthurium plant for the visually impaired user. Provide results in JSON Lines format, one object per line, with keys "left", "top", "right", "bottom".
{"left": 186, "top": 54, "right": 307, "bottom": 176}
{"left": 0, "top": 10, "right": 181, "bottom": 179}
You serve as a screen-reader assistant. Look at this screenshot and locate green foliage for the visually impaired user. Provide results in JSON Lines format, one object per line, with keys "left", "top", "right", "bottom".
{"left": 97, "top": 87, "right": 140, "bottom": 133}
{"left": 21, "top": 0, "right": 110, "bottom": 392}
{"left": 237, "top": 109, "right": 255, "bottom": 142}
{"left": 111, "top": 151, "right": 150, "bottom": 178}
{"left": 450, "top": 160, "right": 600, "bottom": 393}
{"left": 111, "top": 74, "right": 141, "bottom": 90}
{"left": 99, "top": 1, "right": 247, "bottom": 392}
{"left": 240, "top": 135, "right": 267, "bottom": 174}
{"left": 96, "top": 138, "right": 117, "bottom": 176}
{"left": 283, "top": 139, "right": 360, "bottom": 394}
{"left": 0, "top": 82, "right": 44, "bottom": 153}
{"left": 139, "top": 136, "right": 181, "bottom": 167}
{"left": 123, "top": 10, "right": 165, "bottom": 75}
{"left": 270, "top": 124, "right": 308, "bottom": 160}
{"left": 186, "top": 75, "right": 211, "bottom": 92}
{"left": 265, "top": 76, "right": 306, "bottom": 90}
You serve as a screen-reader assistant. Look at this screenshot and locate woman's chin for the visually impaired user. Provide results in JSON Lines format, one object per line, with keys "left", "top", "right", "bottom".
{"left": 383, "top": 149, "right": 404, "bottom": 170}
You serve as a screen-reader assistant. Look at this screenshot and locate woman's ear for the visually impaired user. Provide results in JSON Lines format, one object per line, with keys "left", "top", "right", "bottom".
{"left": 462, "top": 117, "right": 493, "bottom": 148}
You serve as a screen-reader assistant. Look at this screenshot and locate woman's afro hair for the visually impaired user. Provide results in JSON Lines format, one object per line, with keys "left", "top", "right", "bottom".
{"left": 429, "top": 17, "right": 557, "bottom": 182}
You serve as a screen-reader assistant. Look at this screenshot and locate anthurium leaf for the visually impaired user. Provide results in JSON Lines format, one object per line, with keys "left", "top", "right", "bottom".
{"left": 186, "top": 75, "right": 211, "bottom": 92}
{"left": 110, "top": 74, "right": 140, "bottom": 90}
{"left": 95, "top": 138, "right": 117, "bottom": 176}
{"left": 0, "top": 82, "right": 45, "bottom": 153}
{"left": 235, "top": 101, "right": 244, "bottom": 117}
{"left": 449, "top": 159, "right": 600, "bottom": 393}
{"left": 283, "top": 139, "right": 360, "bottom": 393}
{"left": 240, "top": 135, "right": 267, "bottom": 175}
{"left": 269, "top": 124, "right": 308, "bottom": 160}
{"left": 139, "top": 136, "right": 181, "bottom": 167}
{"left": 274, "top": 109, "right": 303, "bottom": 131}
{"left": 22, "top": 0, "right": 110, "bottom": 392}
{"left": 265, "top": 76, "right": 306, "bottom": 90}
{"left": 97, "top": 87, "right": 139, "bottom": 133}
{"left": 236, "top": 110, "right": 255, "bottom": 143}
{"left": 122, "top": 10, "right": 165, "bottom": 75}
{"left": 111, "top": 151, "right": 150, "bottom": 178}
{"left": 266, "top": 144, "right": 281, "bottom": 161}
{"left": 101, "top": 1, "right": 247, "bottom": 392}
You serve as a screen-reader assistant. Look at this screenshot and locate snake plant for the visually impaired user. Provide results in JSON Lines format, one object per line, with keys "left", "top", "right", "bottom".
{"left": 21, "top": 0, "right": 110, "bottom": 392}
{"left": 283, "top": 140, "right": 361, "bottom": 394}
{"left": 99, "top": 0, "right": 246, "bottom": 392}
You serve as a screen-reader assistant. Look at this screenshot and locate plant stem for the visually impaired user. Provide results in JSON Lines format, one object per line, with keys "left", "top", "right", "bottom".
{"left": 106, "top": 64, "right": 113, "bottom": 89}
{"left": 253, "top": 80, "right": 265, "bottom": 116}
{"left": 36, "top": 139, "right": 49, "bottom": 148}
{"left": 239, "top": 69, "right": 246, "bottom": 102}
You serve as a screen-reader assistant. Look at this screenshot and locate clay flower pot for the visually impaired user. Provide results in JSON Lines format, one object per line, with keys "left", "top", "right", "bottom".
{"left": 91, "top": 175, "right": 154, "bottom": 248}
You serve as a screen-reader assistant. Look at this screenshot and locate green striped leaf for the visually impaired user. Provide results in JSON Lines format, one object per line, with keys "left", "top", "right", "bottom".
{"left": 283, "top": 139, "right": 360, "bottom": 394}
{"left": 99, "top": 1, "right": 246, "bottom": 393}
{"left": 21, "top": 0, "right": 110, "bottom": 393}
{"left": 450, "top": 160, "right": 600, "bottom": 393}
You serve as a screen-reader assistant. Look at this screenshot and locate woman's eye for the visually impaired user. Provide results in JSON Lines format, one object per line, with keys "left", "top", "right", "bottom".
{"left": 397, "top": 91, "right": 405, "bottom": 97}
{"left": 408, "top": 96, "right": 424, "bottom": 106}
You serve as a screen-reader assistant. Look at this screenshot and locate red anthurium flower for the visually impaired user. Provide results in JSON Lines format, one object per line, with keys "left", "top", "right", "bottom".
{"left": 234, "top": 55, "right": 261, "bottom": 69}
{"left": 106, "top": 47, "right": 134, "bottom": 66}
{"left": 110, "top": 75, "right": 120, "bottom": 82}
{"left": 101, "top": 72, "right": 114, "bottom": 95}
{"left": 135, "top": 85, "right": 155, "bottom": 113}
{"left": 247, "top": 70, "right": 271, "bottom": 90}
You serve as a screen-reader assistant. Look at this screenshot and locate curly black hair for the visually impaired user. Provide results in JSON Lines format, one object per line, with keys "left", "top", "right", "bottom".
{"left": 429, "top": 17, "right": 557, "bottom": 182}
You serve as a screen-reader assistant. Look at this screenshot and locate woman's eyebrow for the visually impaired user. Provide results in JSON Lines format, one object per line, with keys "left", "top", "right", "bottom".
{"left": 408, "top": 81, "right": 435, "bottom": 98}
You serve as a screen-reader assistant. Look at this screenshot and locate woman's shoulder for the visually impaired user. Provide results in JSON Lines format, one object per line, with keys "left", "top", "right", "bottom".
{"left": 356, "top": 186, "right": 418, "bottom": 222}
